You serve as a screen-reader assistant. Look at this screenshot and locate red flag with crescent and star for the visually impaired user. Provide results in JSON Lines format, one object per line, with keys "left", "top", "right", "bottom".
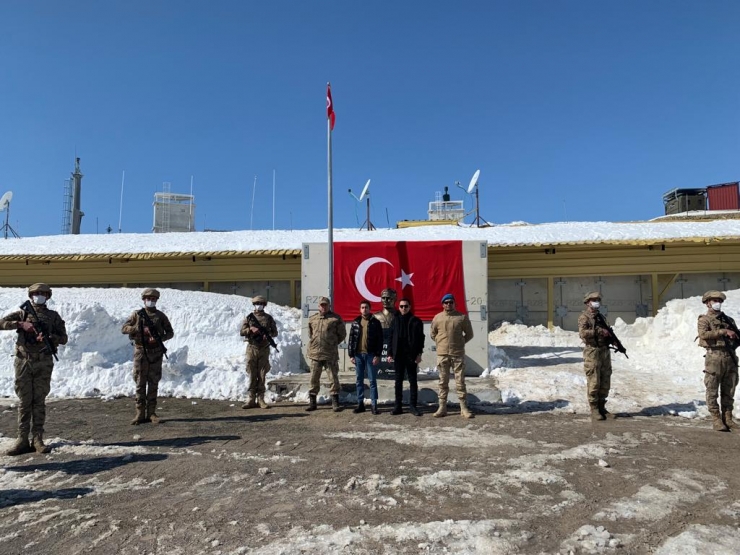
{"left": 333, "top": 241, "right": 466, "bottom": 321}
{"left": 327, "top": 83, "right": 335, "bottom": 131}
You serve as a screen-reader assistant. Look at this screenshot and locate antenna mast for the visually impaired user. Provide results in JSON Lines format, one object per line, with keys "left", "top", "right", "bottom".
{"left": 348, "top": 179, "right": 375, "bottom": 231}
{"left": 0, "top": 192, "right": 20, "bottom": 239}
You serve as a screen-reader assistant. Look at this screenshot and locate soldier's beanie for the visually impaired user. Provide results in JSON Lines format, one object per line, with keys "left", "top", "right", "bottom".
{"left": 702, "top": 290, "right": 726, "bottom": 303}
{"left": 141, "top": 288, "right": 161, "bottom": 299}
{"left": 252, "top": 295, "right": 267, "bottom": 304}
{"left": 441, "top": 293, "right": 455, "bottom": 303}
{"left": 583, "top": 291, "right": 601, "bottom": 304}
{"left": 28, "top": 283, "right": 52, "bottom": 297}
{"left": 319, "top": 296, "right": 330, "bottom": 305}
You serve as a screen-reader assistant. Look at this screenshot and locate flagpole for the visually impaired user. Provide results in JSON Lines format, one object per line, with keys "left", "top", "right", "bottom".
{"left": 327, "top": 91, "right": 334, "bottom": 303}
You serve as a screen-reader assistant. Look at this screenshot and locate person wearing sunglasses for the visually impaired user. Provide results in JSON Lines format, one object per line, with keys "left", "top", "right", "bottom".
{"left": 430, "top": 293, "right": 474, "bottom": 419}
{"left": 388, "top": 299, "right": 424, "bottom": 416}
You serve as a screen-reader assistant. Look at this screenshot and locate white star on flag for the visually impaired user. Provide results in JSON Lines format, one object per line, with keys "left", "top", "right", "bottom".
{"left": 395, "top": 269, "right": 415, "bottom": 289}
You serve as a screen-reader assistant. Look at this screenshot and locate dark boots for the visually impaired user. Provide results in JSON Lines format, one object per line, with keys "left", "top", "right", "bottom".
{"left": 353, "top": 402, "right": 366, "bottom": 414}
{"left": 331, "top": 394, "right": 342, "bottom": 412}
{"left": 6, "top": 435, "right": 33, "bottom": 456}
{"left": 306, "top": 394, "right": 317, "bottom": 412}
{"left": 598, "top": 399, "right": 616, "bottom": 420}
{"left": 391, "top": 403, "right": 403, "bottom": 415}
{"left": 370, "top": 401, "right": 380, "bottom": 415}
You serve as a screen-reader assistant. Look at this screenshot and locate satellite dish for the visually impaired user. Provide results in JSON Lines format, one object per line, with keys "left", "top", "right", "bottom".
{"left": 0, "top": 191, "right": 13, "bottom": 211}
{"left": 359, "top": 179, "right": 370, "bottom": 201}
{"left": 467, "top": 170, "right": 480, "bottom": 194}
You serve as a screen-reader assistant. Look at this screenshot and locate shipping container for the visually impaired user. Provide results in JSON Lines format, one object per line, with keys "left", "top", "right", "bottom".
{"left": 707, "top": 182, "right": 740, "bottom": 211}
{"left": 662, "top": 188, "right": 706, "bottom": 215}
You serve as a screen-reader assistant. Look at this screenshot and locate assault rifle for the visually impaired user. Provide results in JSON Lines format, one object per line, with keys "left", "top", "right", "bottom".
{"left": 138, "top": 308, "right": 168, "bottom": 360}
{"left": 247, "top": 313, "right": 279, "bottom": 352}
{"left": 594, "top": 312, "right": 628, "bottom": 358}
{"left": 20, "top": 300, "right": 59, "bottom": 361}
{"left": 717, "top": 312, "right": 740, "bottom": 363}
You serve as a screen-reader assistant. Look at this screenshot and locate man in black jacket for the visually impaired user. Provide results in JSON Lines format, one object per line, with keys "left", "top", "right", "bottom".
{"left": 389, "top": 298, "right": 424, "bottom": 416}
{"left": 347, "top": 300, "right": 384, "bottom": 414}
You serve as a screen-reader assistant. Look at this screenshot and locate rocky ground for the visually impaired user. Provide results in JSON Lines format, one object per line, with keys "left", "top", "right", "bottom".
{"left": 0, "top": 397, "right": 739, "bottom": 554}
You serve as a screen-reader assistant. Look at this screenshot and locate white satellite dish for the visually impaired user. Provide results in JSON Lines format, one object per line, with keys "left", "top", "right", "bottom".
{"left": 0, "top": 191, "right": 13, "bottom": 211}
{"left": 467, "top": 170, "right": 480, "bottom": 194}
{"left": 359, "top": 179, "right": 371, "bottom": 201}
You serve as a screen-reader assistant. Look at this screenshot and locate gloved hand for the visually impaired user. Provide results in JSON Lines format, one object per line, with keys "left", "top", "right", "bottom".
{"left": 18, "top": 321, "right": 36, "bottom": 333}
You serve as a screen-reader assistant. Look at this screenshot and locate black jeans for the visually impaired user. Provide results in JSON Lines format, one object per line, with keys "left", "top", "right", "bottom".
{"left": 394, "top": 355, "right": 419, "bottom": 407}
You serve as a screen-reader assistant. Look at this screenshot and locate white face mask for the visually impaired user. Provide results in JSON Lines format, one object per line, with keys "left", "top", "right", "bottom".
{"left": 32, "top": 295, "right": 47, "bottom": 305}
{"left": 254, "top": 304, "right": 265, "bottom": 312}
{"left": 589, "top": 301, "right": 601, "bottom": 309}
{"left": 711, "top": 302, "right": 722, "bottom": 311}
{"left": 144, "top": 300, "right": 157, "bottom": 309}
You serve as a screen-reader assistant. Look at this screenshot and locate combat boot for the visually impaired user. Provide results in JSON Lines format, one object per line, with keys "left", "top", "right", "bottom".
{"left": 147, "top": 402, "right": 160, "bottom": 424}
{"left": 131, "top": 405, "right": 147, "bottom": 425}
{"left": 31, "top": 434, "right": 51, "bottom": 454}
{"left": 241, "top": 394, "right": 258, "bottom": 410}
{"left": 305, "top": 394, "right": 317, "bottom": 412}
{"left": 460, "top": 398, "right": 474, "bottom": 419}
{"left": 331, "top": 394, "right": 342, "bottom": 413}
{"left": 6, "top": 435, "right": 33, "bottom": 456}
{"left": 712, "top": 413, "right": 729, "bottom": 432}
{"left": 723, "top": 408, "right": 735, "bottom": 430}
{"left": 598, "top": 399, "right": 617, "bottom": 420}
{"left": 433, "top": 397, "right": 448, "bottom": 418}
{"left": 257, "top": 396, "right": 270, "bottom": 409}
{"left": 590, "top": 403, "right": 605, "bottom": 421}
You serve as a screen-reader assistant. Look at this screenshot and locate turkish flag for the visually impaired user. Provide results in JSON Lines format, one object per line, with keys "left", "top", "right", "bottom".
{"left": 327, "top": 83, "right": 336, "bottom": 131}
{"left": 333, "top": 241, "right": 466, "bottom": 321}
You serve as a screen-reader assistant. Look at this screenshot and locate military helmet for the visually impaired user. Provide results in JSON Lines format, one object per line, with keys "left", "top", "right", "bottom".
{"left": 583, "top": 291, "right": 601, "bottom": 304}
{"left": 252, "top": 295, "right": 267, "bottom": 305}
{"left": 141, "top": 288, "right": 161, "bottom": 300}
{"left": 702, "top": 290, "right": 726, "bottom": 303}
{"left": 28, "top": 283, "right": 52, "bottom": 298}
{"left": 380, "top": 288, "right": 397, "bottom": 299}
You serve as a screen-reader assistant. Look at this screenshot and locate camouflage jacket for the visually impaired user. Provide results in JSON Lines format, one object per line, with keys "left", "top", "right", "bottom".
{"left": 578, "top": 309, "right": 612, "bottom": 348}
{"left": 307, "top": 310, "right": 346, "bottom": 362}
{"left": 122, "top": 308, "right": 174, "bottom": 351}
{"left": 697, "top": 311, "right": 738, "bottom": 350}
{"left": 430, "top": 309, "right": 473, "bottom": 356}
{"left": 0, "top": 303, "right": 68, "bottom": 356}
{"left": 240, "top": 311, "right": 278, "bottom": 349}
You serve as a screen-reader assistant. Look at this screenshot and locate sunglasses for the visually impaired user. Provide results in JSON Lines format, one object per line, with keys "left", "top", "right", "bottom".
{"left": 399, "top": 305, "right": 410, "bottom": 309}
{"left": 443, "top": 300, "right": 454, "bottom": 304}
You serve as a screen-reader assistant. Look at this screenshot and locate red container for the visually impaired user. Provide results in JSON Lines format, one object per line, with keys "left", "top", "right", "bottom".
{"left": 707, "top": 182, "right": 740, "bottom": 211}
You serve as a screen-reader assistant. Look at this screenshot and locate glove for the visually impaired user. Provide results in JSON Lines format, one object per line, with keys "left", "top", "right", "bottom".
{"left": 18, "top": 321, "right": 36, "bottom": 333}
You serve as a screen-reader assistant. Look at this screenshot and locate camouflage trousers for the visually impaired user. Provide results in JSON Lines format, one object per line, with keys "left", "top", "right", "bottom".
{"left": 308, "top": 359, "right": 340, "bottom": 396}
{"left": 133, "top": 347, "right": 163, "bottom": 410}
{"left": 437, "top": 355, "right": 467, "bottom": 402}
{"left": 703, "top": 350, "right": 738, "bottom": 415}
{"left": 14, "top": 351, "right": 54, "bottom": 437}
{"left": 583, "top": 346, "right": 612, "bottom": 407}
{"left": 246, "top": 345, "right": 271, "bottom": 396}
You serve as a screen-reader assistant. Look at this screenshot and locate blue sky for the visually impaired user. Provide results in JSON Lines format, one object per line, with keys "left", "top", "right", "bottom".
{"left": 2, "top": 1, "right": 739, "bottom": 237}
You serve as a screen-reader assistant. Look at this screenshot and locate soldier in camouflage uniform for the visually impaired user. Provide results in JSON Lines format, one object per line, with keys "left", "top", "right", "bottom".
{"left": 306, "top": 296, "right": 346, "bottom": 412}
{"left": 578, "top": 291, "right": 615, "bottom": 421}
{"left": 697, "top": 290, "right": 739, "bottom": 432}
{"left": 240, "top": 295, "right": 278, "bottom": 410}
{"left": 121, "top": 289, "right": 174, "bottom": 425}
{"left": 0, "top": 283, "right": 68, "bottom": 455}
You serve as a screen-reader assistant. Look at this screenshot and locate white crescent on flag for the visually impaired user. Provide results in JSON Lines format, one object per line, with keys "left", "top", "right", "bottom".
{"left": 354, "top": 257, "right": 393, "bottom": 301}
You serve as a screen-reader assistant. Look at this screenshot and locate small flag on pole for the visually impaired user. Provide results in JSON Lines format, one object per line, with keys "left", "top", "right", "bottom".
{"left": 327, "top": 83, "right": 336, "bottom": 131}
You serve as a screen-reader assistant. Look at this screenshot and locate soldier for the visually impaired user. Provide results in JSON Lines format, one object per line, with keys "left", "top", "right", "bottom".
{"left": 697, "top": 290, "right": 739, "bottom": 432}
{"left": 347, "top": 299, "right": 383, "bottom": 415}
{"left": 577, "top": 291, "right": 615, "bottom": 421}
{"left": 306, "top": 296, "right": 346, "bottom": 412}
{"left": 430, "top": 293, "right": 474, "bottom": 419}
{"left": 0, "top": 283, "right": 67, "bottom": 455}
{"left": 121, "top": 289, "right": 174, "bottom": 425}
{"left": 240, "top": 295, "right": 278, "bottom": 409}
{"left": 389, "top": 297, "right": 425, "bottom": 416}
